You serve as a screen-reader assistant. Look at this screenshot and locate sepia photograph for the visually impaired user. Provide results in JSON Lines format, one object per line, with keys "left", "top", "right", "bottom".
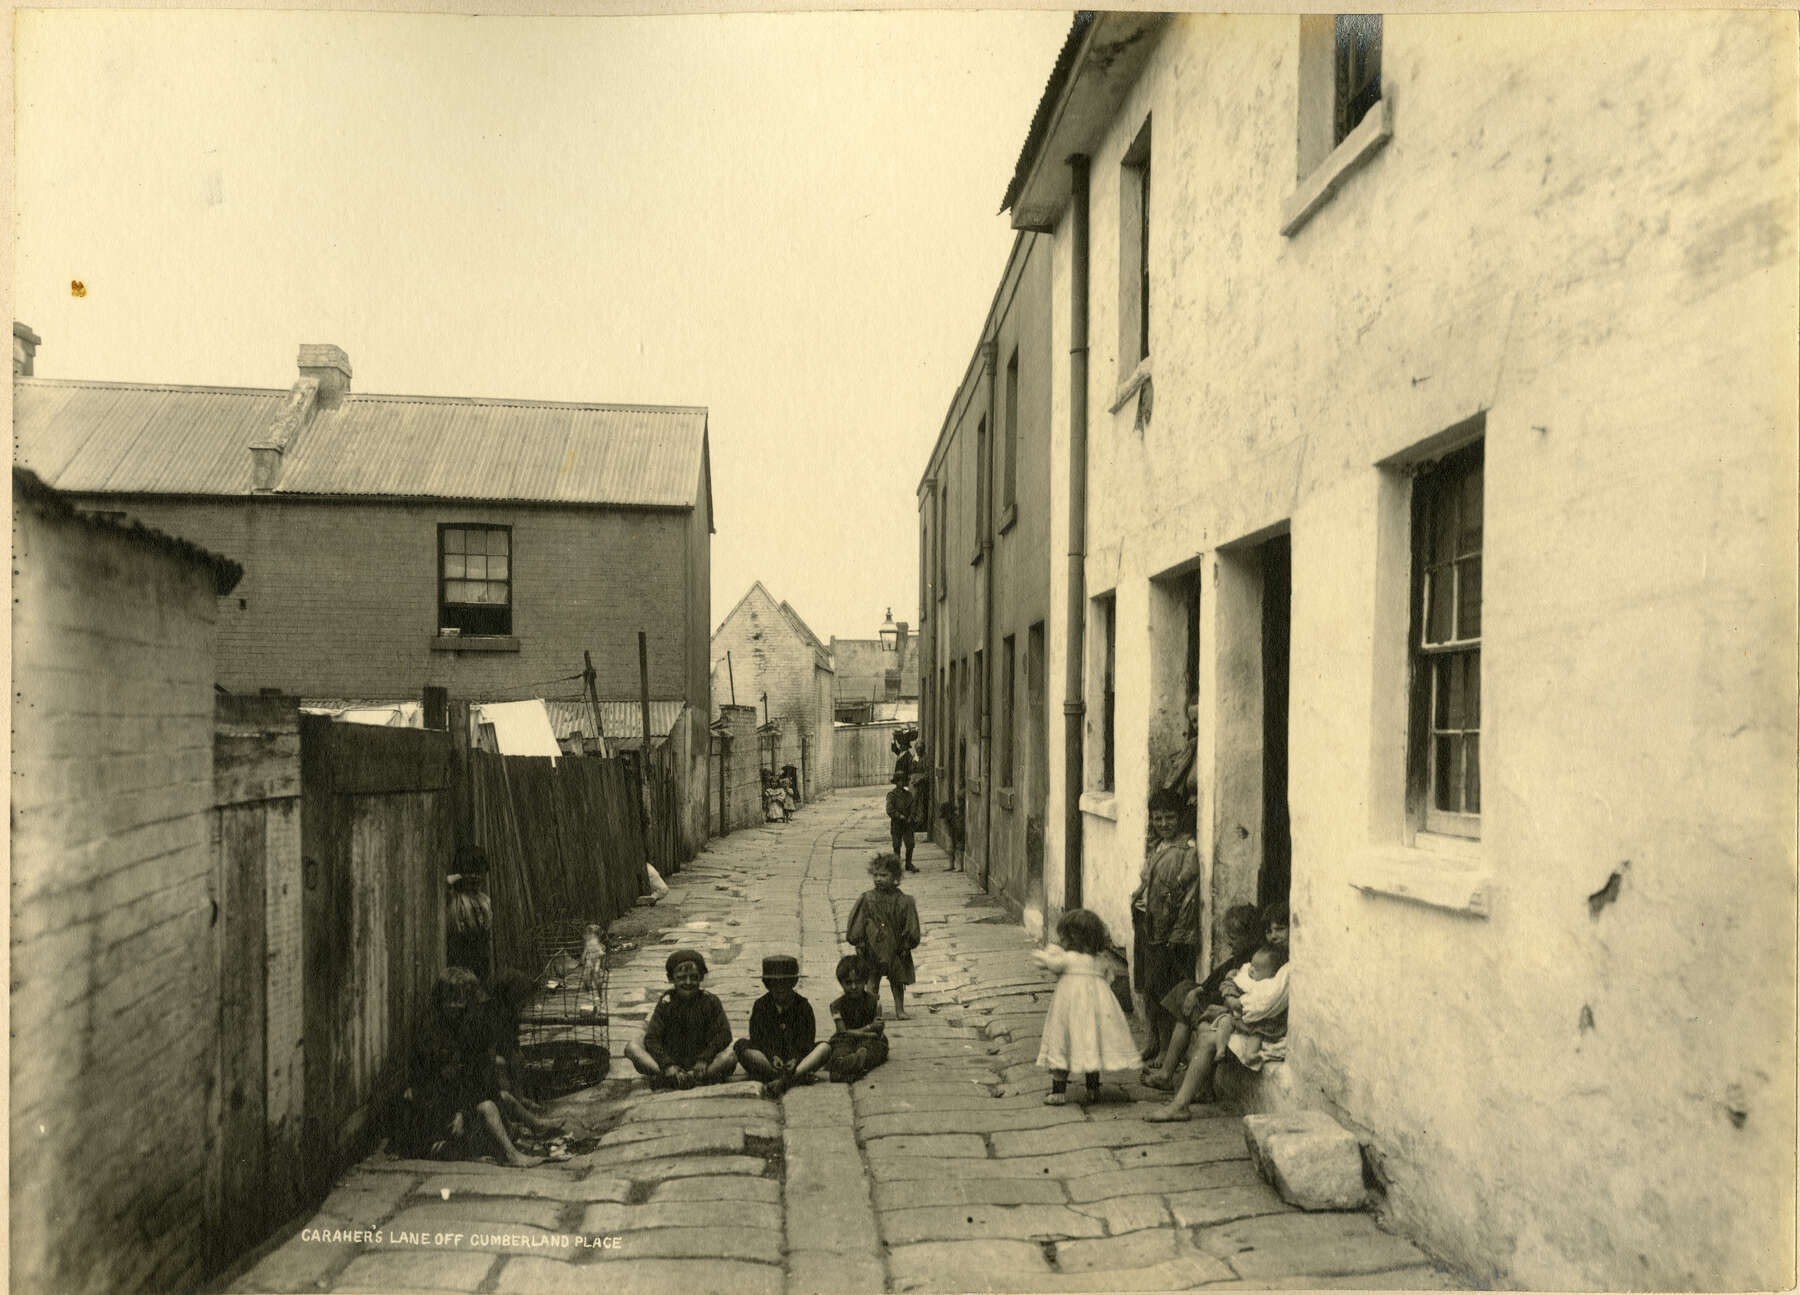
{"left": 9, "top": 5, "right": 1797, "bottom": 1293}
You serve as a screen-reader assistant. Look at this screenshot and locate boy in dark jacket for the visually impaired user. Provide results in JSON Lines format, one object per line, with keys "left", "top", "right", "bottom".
{"left": 734, "top": 954, "right": 831, "bottom": 1099}
{"left": 624, "top": 949, "right": 737, "bottom": 1089}
{"left": 885, "top": 772, "right": 918, "bottom": 872}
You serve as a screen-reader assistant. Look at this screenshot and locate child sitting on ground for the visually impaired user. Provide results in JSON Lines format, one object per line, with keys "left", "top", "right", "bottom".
{"left": 624, "top": 948, "right": 738, "bottom": 1089}
{"left": 846, "top": 852, "right": 922, "bottom": 1019}
{"left": 1142, "top": 903, "right": 1262, "bottom": 1091}
{"left": 485, "top": 969, "right": 567, "bottom": 1138}
{"left": 735, "top": 954, "right": 832, "bottom": 1099}
{"left": 1032, "top": 909, "right": 1142, "bottom": 1106}
{"left": 398, "top": 967, "right": 539, "bottom": 1166}
{"left": 825, "top": 954, "right": 889, "bottom": 1084}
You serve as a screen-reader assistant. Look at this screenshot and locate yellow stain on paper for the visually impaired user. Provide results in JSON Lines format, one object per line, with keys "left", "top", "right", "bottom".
{"left": 70, "top": 280, "right": 86, "bottom": 298}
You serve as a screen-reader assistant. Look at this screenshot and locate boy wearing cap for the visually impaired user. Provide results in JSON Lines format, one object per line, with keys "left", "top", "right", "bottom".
{"left": 625, "top": 948, "right": 737, "bottom": 1089}
{"left": 735, "top": 954, "right": 831, "bottom": 1099}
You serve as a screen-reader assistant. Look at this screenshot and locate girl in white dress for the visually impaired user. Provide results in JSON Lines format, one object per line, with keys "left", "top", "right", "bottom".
{"left": 1032, "top": 909, "right": 1142, "bottom": 1106}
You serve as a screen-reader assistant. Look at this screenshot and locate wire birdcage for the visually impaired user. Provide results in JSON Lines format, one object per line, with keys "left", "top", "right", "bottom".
{"left": 517, "top": 919, "right": 611, "bottom": 1097}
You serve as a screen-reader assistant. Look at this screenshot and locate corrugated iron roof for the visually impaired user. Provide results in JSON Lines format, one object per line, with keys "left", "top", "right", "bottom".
{"left": 13, "top": 378, "right": 708, "bottom": 508}
{"left": 545, "top": 699, "right": 686, "bottom": 742}
{"left": 1001, "top": 12, "right": 1095, "bottom": 215}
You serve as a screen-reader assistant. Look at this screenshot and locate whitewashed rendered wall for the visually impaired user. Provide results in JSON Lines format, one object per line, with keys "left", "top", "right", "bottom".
{"left": 1045, "top": 11, "right": 1795, "bottom": 1287}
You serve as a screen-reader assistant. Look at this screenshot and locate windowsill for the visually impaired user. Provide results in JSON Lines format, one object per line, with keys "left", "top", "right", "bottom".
{"left": 997, "top": 502, "right": 1017, "bottom": 535}
{"left": 1110, "top": 357, "right": 1152, "bottom": 414}
{"left": 430, "top": 634, "right": 520, "bottom": 653}
{"left": 1281, "top": 95, "right": 1393, "bottom": 237}
{"left": 1079, "top": 791, "right": 1118, "bottom": 821}
{"left": 996, "top": 787, "right": 1016, "bottom": 811}
{"left": 1348, "top": 836, "right": 1490, "bottom": 917}
{"left": 966, "top": 777, "right": 983, "bottom": 798}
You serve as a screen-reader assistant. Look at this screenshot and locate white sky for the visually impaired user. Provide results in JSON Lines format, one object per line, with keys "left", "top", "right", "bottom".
{"left": 12, "top": 8, "right": 1073, "bottom": 643}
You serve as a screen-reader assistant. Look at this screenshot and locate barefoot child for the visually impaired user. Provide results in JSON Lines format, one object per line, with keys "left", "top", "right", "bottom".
{"left": 735, "top": 954, "right": 832, "bottom": 1099}
{"left": 825, "top": 954, "right": 889, "bottom": 1083}
{"left": 1142, "top": 903, "right": 1262, "bottom": 1092}
{"left": 1147, "top": 931, "right": 1290, "bottom": 1122}
{"left": 625, "top": 949, "right": 738, "bottom": 1089}
{"left": 846, "top": 853, "right": 921, "bottom": 1019}
{"left": 399, "top": 968, "right": 540, "bottom": 1166}
{"left": 1032, "top": 909, "right": 1142, "bottom": 1106}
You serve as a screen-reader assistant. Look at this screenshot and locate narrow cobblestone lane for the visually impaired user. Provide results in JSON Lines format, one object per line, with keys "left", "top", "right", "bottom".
{"left": 224, "top": 789, "right": 1463, "bottom": 1295}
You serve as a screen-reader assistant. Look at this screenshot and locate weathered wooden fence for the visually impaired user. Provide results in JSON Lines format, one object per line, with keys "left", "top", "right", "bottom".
{"left": 210, "top": 697, "right": 306, "bottom": 1268}
{"left": 299, "top": 714, "right": 451, "bottom": 1201}
{"left": 833, "top": 720, "right": 905, "bottom": 788}
{"left": 468, "top": 751, "right": 648, "bottom": 976}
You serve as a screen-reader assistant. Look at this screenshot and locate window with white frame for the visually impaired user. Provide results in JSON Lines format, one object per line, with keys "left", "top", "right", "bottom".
{"left": 1408, "top": 438, "right": 1482, "bottom": 837}
{"left": 439, "top": 524, "right": 512, "bottom": 636}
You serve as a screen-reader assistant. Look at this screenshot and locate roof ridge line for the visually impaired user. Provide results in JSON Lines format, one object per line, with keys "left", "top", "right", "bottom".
{"left": 14, "top": 377, "right": 289, "bottom": 397}
{"left": 348, "top": 392, "right": 709, "bottom": 414}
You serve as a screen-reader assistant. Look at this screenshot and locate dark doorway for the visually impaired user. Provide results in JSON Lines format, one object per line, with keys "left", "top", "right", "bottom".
{"left": 1259, "top": 534, "right": 1292, "bottom": 908}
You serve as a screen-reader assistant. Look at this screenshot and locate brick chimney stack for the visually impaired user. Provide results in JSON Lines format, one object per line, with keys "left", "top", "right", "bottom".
{"left": 297, "top": 343, "right": 351, "bottom": 407}
{"left": 14, "top": 322, "right": 41, "bottom": 376}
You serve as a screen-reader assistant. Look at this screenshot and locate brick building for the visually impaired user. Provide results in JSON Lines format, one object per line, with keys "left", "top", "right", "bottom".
{"left": 923, "top": 11, "right": 1796, "bottom": 1287}
{"left": 710, "top": 581, "right": 834, "bottom": 800}
{"left": 13, "top": 340, "right": 716, "bottom": 852}
{"left": 10, "top": 469, "right": 244, "bottom": 1292}
{"left": 916, "top": 229, "right": 1056, "bottom": 928}
{"left": 829, "top": 609, "right": 919, "bottom": 725}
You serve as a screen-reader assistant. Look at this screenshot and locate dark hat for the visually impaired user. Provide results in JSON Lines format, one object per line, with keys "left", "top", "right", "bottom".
{"left": 761, "top": 954, "right": 800, "bottom": 981}
{"left": 664, "top": 948, "right": 709, "bottom": 979}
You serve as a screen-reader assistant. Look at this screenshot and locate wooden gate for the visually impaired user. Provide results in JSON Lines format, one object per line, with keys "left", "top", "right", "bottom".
{"left": 299, "top": 715, "right": 452, "bottom": 1199}
{"left": 833, "top": 720, "right": 904, "bottom": 788}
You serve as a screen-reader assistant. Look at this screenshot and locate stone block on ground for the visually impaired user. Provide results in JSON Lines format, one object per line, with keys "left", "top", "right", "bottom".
{"left": 1196, "top": 1211, "right": 1434, "bottom": 1280}
{"left": 878, "top": 1202, "right": 1107, "bottom": 1245}
{"left": 785, "top": 1248, "right": 886, "bottom": 1295}
{"left": 887, "top": 1239, "right": 1053, "bottom": 1293}
{"left": 497, "top": 1255, "right": 782, "bottom": 1295}
{"left": 1243, "top": 1111, "right": 1369, "bottom": 1211}
{"left": 332, "top": 1251, "right": 498, "bottom": 1291}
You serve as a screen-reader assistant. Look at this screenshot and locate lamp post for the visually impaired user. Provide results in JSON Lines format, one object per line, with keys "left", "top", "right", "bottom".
{"left": 879, "top": 607, "right": 899, "bottom": 652}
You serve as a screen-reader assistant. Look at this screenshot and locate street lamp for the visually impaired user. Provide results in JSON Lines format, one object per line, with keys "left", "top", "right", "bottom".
{"left": 879, "top": 607, "right": 899, "bottom": 652}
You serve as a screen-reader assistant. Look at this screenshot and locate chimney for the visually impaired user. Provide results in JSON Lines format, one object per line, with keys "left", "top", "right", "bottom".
{"left": 251, "top": 343, "right": 351, "bottom": 491}
{"left": 13, "top": 322, "right": 41, "bottom": 376}
{"left": 297, "top": 343, "right": 351, "bottom": 407}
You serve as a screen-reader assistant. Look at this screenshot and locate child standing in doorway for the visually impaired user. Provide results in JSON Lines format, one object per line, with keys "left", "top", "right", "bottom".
{"left": 1032, "top": 909, "right": 1142, "bottom": 1106}
{"left": 846, "top": 853, "right": 921, "bottom": 1020}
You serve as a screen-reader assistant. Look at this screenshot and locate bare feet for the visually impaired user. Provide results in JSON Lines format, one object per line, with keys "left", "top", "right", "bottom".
{"left": 1142, "top": 1073, "right": 1177, "bottom": 1092}
{"left": 891, "top": 1010, "right": 910, "bottom": 1020}
{"left": 1144, "top": 1105, "right": 1192, "bottom": 1123}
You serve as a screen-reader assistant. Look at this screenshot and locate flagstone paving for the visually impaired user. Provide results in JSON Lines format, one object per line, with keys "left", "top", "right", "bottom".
{"left": 217, "top": 788, "right": 1465, "bottom": 1294}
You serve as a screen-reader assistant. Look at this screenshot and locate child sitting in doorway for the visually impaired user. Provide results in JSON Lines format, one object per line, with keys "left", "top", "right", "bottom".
{"left": 1142, "top": 903, "right": 1262, "bottom": 1091}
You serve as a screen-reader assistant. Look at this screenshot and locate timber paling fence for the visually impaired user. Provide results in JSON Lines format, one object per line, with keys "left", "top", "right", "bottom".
{"left": 468, "top": 750, "right": 658, "bottom": 976}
